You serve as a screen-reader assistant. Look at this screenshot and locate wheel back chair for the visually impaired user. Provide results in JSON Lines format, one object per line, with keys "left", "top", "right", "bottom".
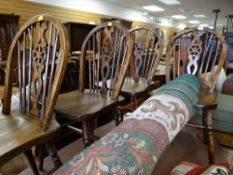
{"left": 0, "top": 14, "right": 69, "bottom": 174}
{"left": 165, "top": 28, "right": 227, "bottom": 164}
{"left": 55, "top": 22, "right": 133, "bottom": 147}
{"left": 115, "top": 26, "right": 164, "bottom": 125}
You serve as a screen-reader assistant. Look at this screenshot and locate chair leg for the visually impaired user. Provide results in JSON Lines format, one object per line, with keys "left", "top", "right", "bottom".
{"left": 24, "top": 149, "right": 39, "bottom": 175}
{"left": 115, "top": 107, "right": 123, "bottom": 126}
{"left": 38, "top": 154, "right": 44, "bottom": 171}
{"left": 45, "top": 142, "right": 62, "bottom": 169}
{"left": 133, "top": 96, "right": 136, "bottom": 110}
{"left": 203, "top": 109, "right": 215, "bottom": 164}
{"left": 82, "top": 120, "right": 94, "bottom": 147}
{"left": 202, "top": 112, "right": 208, "bottom": 144}
{"left": 34, "top": 144, "right": 48, "bottom": 171}
{"left": 37, "top": 145, "right": 47, "bottom": 171}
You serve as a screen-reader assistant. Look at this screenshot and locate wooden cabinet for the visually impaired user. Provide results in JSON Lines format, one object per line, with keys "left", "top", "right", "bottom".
{"left": 64, "top": 22, "right": 96, "bottom": 57}
{"left": 0, "top": 13, "right": 19, "bottom": 84}
{"left": 0, "top": 13, "right": 19, "bottom": 61}
{"left": 61, "top": 22, "right": 96, "bottom": 92}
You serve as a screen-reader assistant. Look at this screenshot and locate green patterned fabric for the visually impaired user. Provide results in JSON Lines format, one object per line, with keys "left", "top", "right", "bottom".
{"left": 53, "top": 74, "right": 200, "bottom": 175}
{"left": 155, "top": 74, "right": 200, "bottom": 115}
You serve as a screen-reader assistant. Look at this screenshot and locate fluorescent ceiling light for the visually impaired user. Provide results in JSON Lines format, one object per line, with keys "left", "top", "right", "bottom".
{"left": 188, "top": 20, "right": 200, "bottom": 24}
{"left": 179, "top": 8, "right": 193, "bottom": 13}
{"left": 142, "top": 11, "right": 149, "bottom": 16}
{"left": 89, "top": 21, "right": 95, "bottom": 25}
{"left": 158, "top": 0, "right": 181, "bottom": 5}
{"left": 193, "top": 14, "right": 206, "bottom": 18}
{"left": 177, "top": 23, "right": 186, "bottom": 29}
{"left": 201, "top": 24, "right": 209, "bottom": 27}
{"left": 198, "top": 24, "right": 209, "bottom": 29}
{"left": 143, "top": 5, "right": 164, "bottom": 12}
{"left": 171, "top": 15, "right": 186, "bottom": 19}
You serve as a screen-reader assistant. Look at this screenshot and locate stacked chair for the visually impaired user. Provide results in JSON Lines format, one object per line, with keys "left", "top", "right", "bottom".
{"left": 115, "top": 26, "right": 163, "bottom": 124}
{"left": 165, "top": 28, "right": 227, "bottom": 164}
{"left": 0, "top": 14, "right": 69, "bottom": 174}
{"left": 55, "top": 22, "right": 134, "bottom": 147}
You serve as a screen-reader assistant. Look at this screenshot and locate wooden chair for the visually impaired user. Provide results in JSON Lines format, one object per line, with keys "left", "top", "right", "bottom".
{"left": 115, "top": 26, "right": 163, "bottom": 124}
{"left": 55, "top": 22, "right": 133, "bottom": 147}
{"left": 0, "top": 14, "right": 69, "bottom": 174}
{"left": 165, "top": 28, "right": 227, "bottom": 164}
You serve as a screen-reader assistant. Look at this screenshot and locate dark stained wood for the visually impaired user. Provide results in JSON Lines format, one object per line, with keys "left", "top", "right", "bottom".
{"left": 24, "top": 149, "right": 40, "bottom": 175}
{"left": 56, "top": 22, "right": 133, "bottom": 147}
{"left": 166, "top": 28, "right": 228, "bottom": 164}
{"left": 56, "top": 90, "right": 125, "bottom": 121}
{"left": 0, "top": 13, "right": 19, "bottom": 85}
{"left": 0, "top": 114, "right": 61, "bottom": 163}
{"left": 121, "top": 78, "right": 152, "bottom": 96}
{"left": 64, "top": 22, "right": 96, "bottom": 59}
{"left": 0, "top": 14, "right": 69, "bottom": 173}
{"left": 0, "top": 13, "right": 19, "bottom": 61}
{"left": 203, "top": 109, "right": 215, "bottom": 164}
{"left": 82, "top": 120, "right": 94, "bottom": 147}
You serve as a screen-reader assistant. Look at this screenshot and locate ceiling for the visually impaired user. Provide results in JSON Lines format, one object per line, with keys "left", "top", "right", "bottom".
{"left": 102, "top": 0, "right": 233, "bottom": 30}
{"left": 28, "top": 0, "right": 233, "bottom": 31}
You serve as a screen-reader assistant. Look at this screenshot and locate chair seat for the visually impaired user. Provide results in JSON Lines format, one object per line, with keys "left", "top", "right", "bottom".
{"left": 121, "top": 77, "right": 160, "bottom": 96}
{"left": 0, "top": 114, "right": 60, "bottom": 164}
{"left": 55, "top": 90, "right": 125, "bottom": 121}
{"left": 190, "top": 93, "right": 233, "bottom": 134}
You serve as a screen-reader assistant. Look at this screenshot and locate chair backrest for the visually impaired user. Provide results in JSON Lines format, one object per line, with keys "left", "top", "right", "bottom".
{"left": 129, "top": 26, "right": 163, "bottom": 83}
{"left": 166, "top": 28, "right": 227, "bottom": 92}
{"left": 79, "top": 22, "right": 133, "bottom": 100}
{"left": 2, "top": 14, "right": 69, "bottom": 130}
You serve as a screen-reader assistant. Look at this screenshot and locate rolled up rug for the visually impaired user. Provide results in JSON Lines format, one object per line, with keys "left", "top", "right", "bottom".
{"left": 53, "top": 74, "right": 200, "bottom": 175}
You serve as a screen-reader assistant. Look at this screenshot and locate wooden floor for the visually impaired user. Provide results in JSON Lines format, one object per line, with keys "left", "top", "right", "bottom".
{"left": 1, "top": 121, "right": 233, "bottom": 175}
